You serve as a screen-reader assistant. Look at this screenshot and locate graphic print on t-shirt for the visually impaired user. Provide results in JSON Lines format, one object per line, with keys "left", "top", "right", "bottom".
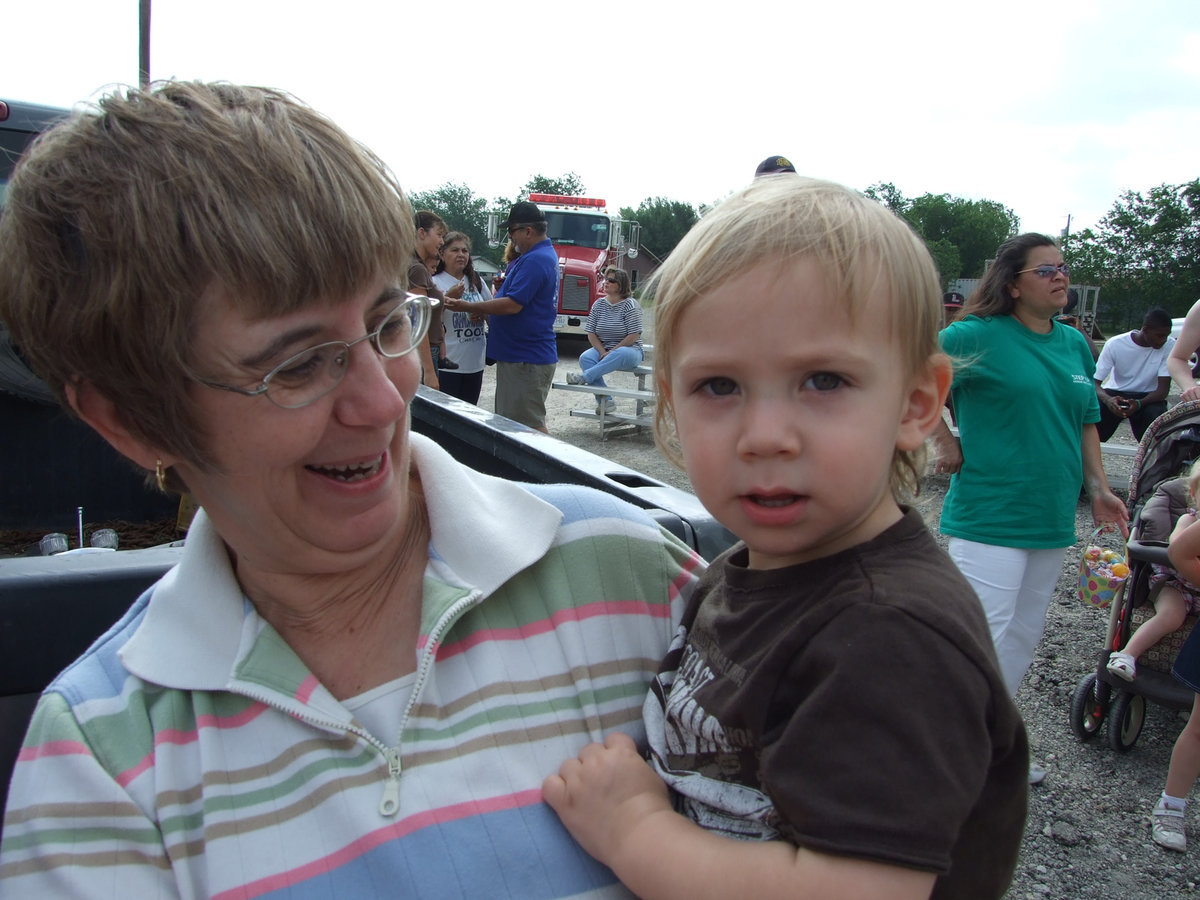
{"left": 649, "top": 631, "right": 780, "bottom": 840}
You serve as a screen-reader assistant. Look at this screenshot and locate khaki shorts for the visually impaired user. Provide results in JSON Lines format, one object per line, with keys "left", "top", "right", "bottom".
{"left": 495, "top": 361, "right": 556, "bottom": 429}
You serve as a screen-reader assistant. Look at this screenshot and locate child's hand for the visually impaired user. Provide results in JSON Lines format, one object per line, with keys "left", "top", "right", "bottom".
{"left": 543, "top": 731, "right": 671, "bottom": 866}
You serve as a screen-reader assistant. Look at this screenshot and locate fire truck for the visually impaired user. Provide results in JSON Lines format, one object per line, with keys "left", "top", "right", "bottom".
{"left": 489, "top": 193, "right": 641, "bottom": 338}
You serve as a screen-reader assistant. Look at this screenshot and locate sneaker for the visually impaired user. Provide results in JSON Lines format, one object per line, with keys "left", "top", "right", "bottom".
{"left": 565, "top": 372, "right": 587, "bottom": 385}
{"left": 1153, "top": 798, "right": 1187, "bottom": 852}
{"left": 1028, "top": 763, "right": 1047, "bottom": 786}
{"left": 596, "top": 398, "right": 617, "bottom": 414}
{"left": 1107, "top": 651, "right": 1137, "bottom": 682}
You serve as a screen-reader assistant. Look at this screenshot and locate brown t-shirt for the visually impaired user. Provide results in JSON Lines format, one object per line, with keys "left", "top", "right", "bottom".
{"left": 644, "top": 509, "right": 1028, "bottom": 899}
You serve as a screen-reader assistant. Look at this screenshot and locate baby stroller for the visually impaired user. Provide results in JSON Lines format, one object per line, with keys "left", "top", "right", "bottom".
{"left": 1069, "top": 399, "right": 1200, "bottom": 752}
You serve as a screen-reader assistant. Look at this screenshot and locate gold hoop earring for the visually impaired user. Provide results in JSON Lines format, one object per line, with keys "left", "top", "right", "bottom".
{"left": 155, "top": 459, "right": 167, "bottom": 493}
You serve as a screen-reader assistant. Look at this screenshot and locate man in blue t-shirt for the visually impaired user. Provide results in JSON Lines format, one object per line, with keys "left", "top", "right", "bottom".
{"left": 446, "top": 201, "right": 558, "bottom": 432}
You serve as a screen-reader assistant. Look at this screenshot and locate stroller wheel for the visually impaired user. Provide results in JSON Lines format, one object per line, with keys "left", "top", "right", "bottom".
{"left": 1069, "top": 673, "right": 1107, "bottom": 742}
{"left": 1107, "top": 690, "right": 1146, "bottom": 753}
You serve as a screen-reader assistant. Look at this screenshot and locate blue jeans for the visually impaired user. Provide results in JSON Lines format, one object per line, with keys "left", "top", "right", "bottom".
{"left": 578, "top": 345, "right": 643, "bottom": 389}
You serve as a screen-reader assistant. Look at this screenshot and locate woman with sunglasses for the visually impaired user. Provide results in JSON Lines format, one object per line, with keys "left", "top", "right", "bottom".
{"left": 565, "top": 267, "right": 644, "bottom": 413}
{"left": 0, "top": 82, "right": 703, "bottom": 897}
{"left": 931, "top": 233, "right": 1128, "bottom": 784}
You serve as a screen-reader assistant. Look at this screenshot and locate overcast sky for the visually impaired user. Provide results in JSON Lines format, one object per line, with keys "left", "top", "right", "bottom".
{"left": 6, "top": 1, "right": 1199, "bottom": 236}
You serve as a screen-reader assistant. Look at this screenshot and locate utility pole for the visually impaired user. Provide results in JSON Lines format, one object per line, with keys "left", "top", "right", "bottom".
{"left": 139, "top": 0, "right": 151, "bottom": 87}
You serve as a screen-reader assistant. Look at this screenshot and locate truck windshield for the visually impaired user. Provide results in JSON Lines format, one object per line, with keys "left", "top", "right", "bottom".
{"left": 544, "top": 211, "right": 609, "bottom": 250}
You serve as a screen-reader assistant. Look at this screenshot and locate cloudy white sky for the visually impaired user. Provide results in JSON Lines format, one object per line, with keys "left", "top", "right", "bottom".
{"left": 6, "top": 0, "right": 1199, "bottom": 236}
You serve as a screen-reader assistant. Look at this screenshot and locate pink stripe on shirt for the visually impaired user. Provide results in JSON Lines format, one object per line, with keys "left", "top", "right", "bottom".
{"left": 438, "top": 599, "right": 671, "bottom": 660}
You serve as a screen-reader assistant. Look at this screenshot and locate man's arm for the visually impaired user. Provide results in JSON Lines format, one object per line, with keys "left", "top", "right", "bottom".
{"left": 1094, "top": 379, "right": 1130, "bottom": 419}
{"left": 445, "top": 294, "right": 523, "bottom": 317}
{"left": 543, "top": 732, "right": 935, "bottom": 900}
{"left": 1144, "top": 374, "right": 1172, "bottom": 406}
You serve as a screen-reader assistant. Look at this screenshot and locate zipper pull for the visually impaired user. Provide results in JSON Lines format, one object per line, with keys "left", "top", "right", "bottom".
{"left": 379, "top": 749, "right": 402, "bottom": 817}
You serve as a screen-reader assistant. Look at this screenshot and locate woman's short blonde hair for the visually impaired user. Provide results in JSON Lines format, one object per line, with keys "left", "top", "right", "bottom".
{"left": 649, "top": 175, "right": 945, "bottom": 499}
{"left": 0, "top": 81, "right": 413, "bottom": 470}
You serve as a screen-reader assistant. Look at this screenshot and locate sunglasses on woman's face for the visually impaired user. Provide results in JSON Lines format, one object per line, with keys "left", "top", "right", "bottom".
{"left": 1017, "top": 263, "right": 1070, "bottom": 278}
{"left": 604, "top": 277, "right": 618, "bottom": 283}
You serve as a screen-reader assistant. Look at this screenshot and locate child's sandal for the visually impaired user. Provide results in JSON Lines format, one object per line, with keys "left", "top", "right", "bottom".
{"left": 1106, "top": 651, "right": 1137, "bottom": 682}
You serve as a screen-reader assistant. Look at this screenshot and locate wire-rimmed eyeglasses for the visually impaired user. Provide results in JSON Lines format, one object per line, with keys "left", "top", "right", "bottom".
{"left": 197, "top": 291, "right": 433, "bottom": 409}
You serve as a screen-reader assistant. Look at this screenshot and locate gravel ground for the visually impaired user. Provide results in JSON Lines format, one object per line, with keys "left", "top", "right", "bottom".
{"left": 474, "top": 311, "right": 1200, "bottom": 899}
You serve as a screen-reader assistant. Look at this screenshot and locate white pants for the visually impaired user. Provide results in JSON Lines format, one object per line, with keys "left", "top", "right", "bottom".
{"left": 948, "top": 538, "right": 1069, "bottom": 697}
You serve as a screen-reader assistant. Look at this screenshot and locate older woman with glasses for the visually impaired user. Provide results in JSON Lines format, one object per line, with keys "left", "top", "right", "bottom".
{"left": 0, "top": 81, "right": 703, "bottom": 898}
{"left": 565, "top": 267, "right": 644, "bottom": 413}
{"left": 931, "top": 233, "right": 1127, "bottom": 785}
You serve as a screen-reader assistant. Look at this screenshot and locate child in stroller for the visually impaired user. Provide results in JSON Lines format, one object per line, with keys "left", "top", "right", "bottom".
{"left": 1148, "top": 467, "right": 1200, "bottom": 852}
{"left": 1107, "top": 460, "right": 1200, "bottom": 682}
{"left": 1069, "top": 401, "right": 1200, "bottom": 849}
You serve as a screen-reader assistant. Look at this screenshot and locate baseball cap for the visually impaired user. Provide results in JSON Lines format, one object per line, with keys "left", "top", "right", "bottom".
{"left": 500, "top": 201, "right": 546, "bottom": 228}
{"left": 754, "top": 155, "right": 797, "bottom": 177}
{"left": 942, "top": 292, "right": 964, "bottom": 308}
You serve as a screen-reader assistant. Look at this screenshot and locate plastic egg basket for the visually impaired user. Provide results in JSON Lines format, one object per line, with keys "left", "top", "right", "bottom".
{"left": 1078, "top": 527, "right": 1129, "bottom": 609}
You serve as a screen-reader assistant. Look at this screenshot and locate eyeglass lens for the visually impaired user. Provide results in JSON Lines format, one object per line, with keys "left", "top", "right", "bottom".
{"left": 1033, "top": 264, "right": 1069, "bottom": 277}
{"left": 265, "top": 297, "right": 428, "bottom": 408}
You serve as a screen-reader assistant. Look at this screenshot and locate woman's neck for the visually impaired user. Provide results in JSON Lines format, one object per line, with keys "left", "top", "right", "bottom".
{"left": 238, "top": 478, "right": 431, "bottom": 697}
{"left": 1012, "top": 306, "right": 1053, "bottom": 334}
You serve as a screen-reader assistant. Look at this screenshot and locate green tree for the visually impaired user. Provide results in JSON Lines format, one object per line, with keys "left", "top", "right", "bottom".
{"left": 864, "top": 181, "right": 907, "bottom": 217}
{"left": 923, "top": 238, "right": 962, "bottom": 290}
{"left": 407, "top": 182, "right": 498, "bottom": 264}
{"left": 905, "top": 194, "right": 1018, "bottom": 280}
{"left": 618, "top": 197, "right": 700, "bottom": 260}
{"left": 1064, "top": 179, "right": 1200, "bottom": 328}
{"left": 864, "top": 183, "right": 1018, "bottom": 285}
{"left": 519, "top": 172, "right": 586, "bottom": 199}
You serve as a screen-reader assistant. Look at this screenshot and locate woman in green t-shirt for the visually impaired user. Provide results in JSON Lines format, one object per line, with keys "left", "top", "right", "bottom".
{"left": 930, "top": 233, "right": 1128, "bottom": 781}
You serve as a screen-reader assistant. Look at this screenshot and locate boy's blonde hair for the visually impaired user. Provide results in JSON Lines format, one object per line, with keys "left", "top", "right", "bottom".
{"left": 649, "top": 176, "right": 945, "bottom": 499}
